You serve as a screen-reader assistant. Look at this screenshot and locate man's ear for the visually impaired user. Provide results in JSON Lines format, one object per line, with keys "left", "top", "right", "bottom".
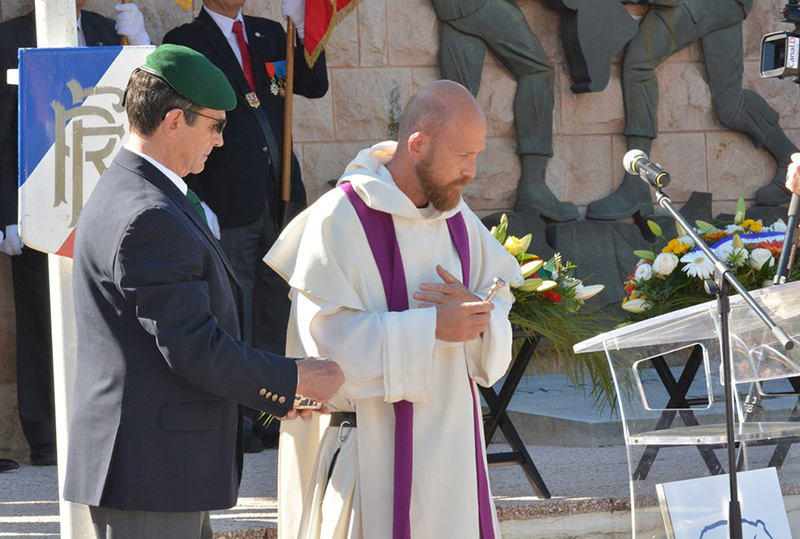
{"left": 407, "top": 131, "right": 428, "bottom": 161}
{"left": 161, "top": 108, "right": 184, "bottom": 140}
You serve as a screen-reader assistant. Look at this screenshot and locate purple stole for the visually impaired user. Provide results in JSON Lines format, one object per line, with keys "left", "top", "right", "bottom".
{"left": 340, "top": 183, "right": 495, "bottom": 539}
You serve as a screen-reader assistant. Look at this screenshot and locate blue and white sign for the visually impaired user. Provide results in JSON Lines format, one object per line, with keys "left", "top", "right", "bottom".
{"left": 18, "top": 46, "right": 153, "bottom": 256}
{"left": 657, "top": 467, "right": 791, "bottom": 538}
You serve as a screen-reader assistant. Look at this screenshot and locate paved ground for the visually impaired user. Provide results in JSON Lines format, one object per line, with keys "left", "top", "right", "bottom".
{"left": 0, "top": 444, "right": 631, "bottom": 538}
{"left": 4, "top": 372, "right": 800, "bottom": 538}
{"left": 5, "top": 443, "right": 800, "bottom": 538}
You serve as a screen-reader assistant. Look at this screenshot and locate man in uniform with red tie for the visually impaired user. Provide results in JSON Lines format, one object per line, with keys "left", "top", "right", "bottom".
{"left": 164, "top": 0, "right": 328, "bottom": 450}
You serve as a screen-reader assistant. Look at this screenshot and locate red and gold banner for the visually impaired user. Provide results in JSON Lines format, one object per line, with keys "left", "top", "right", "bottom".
{"left": 304, "top": 0, "right": 359, "bottom": 67}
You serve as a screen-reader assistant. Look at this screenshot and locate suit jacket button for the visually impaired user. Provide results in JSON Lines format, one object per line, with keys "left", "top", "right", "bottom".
{"left": 278, "top": 396, "right": 286, "bottom": 404}
{"left": 264, "top": 391, "right": 272, "bottom": 399}
{"left": 259, "top": 388, "right": 267, "bottom": 396}
{"left": 262, "top": 146, "right": 268, "bottom": 153}
{"left": 272, "top": 394, "right": 278, "bottom": 401}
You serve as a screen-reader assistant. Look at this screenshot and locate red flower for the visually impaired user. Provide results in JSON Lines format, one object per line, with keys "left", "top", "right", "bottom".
{"left": 542, "top": 290, "right": 563, "bottom": 303}
{"left": 752, "top": 240, "right": 783, "bottom": 259}
{"left": 624, "top": 283, "right": 635, "bottom": 295}
{"left": 702, "top": 232, "right": 729, "bottom": 243}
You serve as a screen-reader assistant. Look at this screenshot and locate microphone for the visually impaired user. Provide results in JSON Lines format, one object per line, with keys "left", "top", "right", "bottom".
{"left": 623, "top": 150, "right": 671, "bottom": 189}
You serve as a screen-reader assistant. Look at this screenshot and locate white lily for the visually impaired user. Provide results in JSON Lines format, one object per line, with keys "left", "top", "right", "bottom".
{"left": 520, "top": 259, "right": 544, "bottom": 278}
{"left": 575, "top": 284, "right": 604, "bottom": 301}
{"left": 622, "top": 298, "right": 651, "bottom": 313}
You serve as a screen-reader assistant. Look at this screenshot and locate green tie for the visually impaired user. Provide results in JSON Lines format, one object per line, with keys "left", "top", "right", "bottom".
{"left": 185, "top": 188, "right": 208, "bottom": 224}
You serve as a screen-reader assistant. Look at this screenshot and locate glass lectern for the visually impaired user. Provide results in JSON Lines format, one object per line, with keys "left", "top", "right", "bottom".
{"left": 575, "top": 280, "right": 800, "bottom": 538}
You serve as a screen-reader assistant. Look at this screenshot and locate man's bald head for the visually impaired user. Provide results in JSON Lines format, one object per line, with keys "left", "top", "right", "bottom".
{"left": 397, "top": 80, "right": 485, "bottom": 143}
{"left": 387, "top": 80, "right": 487, "bottom": 211}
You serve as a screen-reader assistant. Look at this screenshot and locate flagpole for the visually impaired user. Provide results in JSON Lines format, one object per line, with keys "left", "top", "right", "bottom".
{"left": 120, "top": 0, "right": 129, "bottom": 45}
{"left": 281, "top": 19, "right": 296, "bottom": 225}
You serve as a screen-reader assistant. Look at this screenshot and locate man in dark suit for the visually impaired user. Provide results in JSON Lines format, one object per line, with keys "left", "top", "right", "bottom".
{"left": 163, "top": 0, "right": 328, "bottom": 451}
{"left": 163, "top": 0, "right": 328, "bottom": 353}
{"left": 64, "top": 44, "right": 343, "bottom": 539}
{"left": 0, "top": 0, "right": 149, "bottom": 466}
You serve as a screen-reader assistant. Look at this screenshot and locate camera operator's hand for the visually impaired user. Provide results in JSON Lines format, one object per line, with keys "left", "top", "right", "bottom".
{"left": 785, "top": 153, "right": 800, "bottom": 196}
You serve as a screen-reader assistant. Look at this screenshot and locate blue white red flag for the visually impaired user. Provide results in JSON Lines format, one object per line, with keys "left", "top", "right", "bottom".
{"left": 18, "top": 46, "right": 153, "bottom": 257}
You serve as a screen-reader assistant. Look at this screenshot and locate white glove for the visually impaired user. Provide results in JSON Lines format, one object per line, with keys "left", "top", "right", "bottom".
{"left": 115, "top": 3, "right": 150, "bottom": 46}
{"left": 281, "top": 0, "right": 306, "bottom": 40}
{"left": 201, "top": 202, "right": 221, "bottom": 240}
{"left": 0, "top": 228, "right": 4, "bottom": 244}
{"left": 0, "top": 225, "right": 24, "bottom": 256}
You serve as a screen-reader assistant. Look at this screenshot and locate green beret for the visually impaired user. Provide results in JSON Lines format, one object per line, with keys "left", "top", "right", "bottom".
{"left": 141, "top": 44, "right": 236, "bottom": 111}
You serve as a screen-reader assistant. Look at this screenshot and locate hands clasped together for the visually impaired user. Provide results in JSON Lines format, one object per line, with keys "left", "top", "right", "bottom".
{"left": 414, "top": 265, "right": 494, "bottom": 342}
{"left": 280, "top": 265, "right": 492, "bottom": 420}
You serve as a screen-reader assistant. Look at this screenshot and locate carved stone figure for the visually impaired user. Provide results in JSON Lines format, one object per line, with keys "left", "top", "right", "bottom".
{"left": 544, "top": 0, "right": 639, "bottom": 94}
{"left": 587, "top": 0, "right": 797, "bottom": 220}
{"left": 434, "top": 0, "right": 580, "bottom": 222}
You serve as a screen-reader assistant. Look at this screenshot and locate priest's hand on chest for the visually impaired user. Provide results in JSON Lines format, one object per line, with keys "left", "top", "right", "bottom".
{"left": 413, "top": 265, "right": 494, "bottom": 342}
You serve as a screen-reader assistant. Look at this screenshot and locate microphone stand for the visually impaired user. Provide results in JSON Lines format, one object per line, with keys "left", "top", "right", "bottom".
{"left": 735, "top": 195, "right": 800, "bottom": 470}
{"left": 645, "top": 184, "right": 794, "bottom": 539}
{"left": 774, "top": 195, "right": 800, "bottom": 285}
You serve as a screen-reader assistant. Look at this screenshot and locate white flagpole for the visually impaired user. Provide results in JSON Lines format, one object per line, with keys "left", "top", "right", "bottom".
{"left": 32, "top": 2, "right": 93, "bottom": 538}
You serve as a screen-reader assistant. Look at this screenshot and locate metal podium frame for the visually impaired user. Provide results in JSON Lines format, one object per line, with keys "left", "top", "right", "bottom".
{"left": 575, "top": 280, "right": 800, "bottom": 537}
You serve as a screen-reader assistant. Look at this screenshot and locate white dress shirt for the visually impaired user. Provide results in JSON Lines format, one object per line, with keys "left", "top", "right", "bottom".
{"left": 203, "top": 6, "right": 248, "bottom": 68}
{"left": 125, "top": 145, "right": 188, "bottom": 196}
{"left": 77, "top": 13, "right": 86, "bottom": 47}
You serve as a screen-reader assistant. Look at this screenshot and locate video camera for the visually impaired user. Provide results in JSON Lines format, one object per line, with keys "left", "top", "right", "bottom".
{"left": 761, "top": 0, "right": 800, "bottom": 79}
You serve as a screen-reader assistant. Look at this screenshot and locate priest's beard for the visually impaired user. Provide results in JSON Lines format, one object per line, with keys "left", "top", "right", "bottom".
{"left": 415, "top": 153, "right": 471, "bottom": 211}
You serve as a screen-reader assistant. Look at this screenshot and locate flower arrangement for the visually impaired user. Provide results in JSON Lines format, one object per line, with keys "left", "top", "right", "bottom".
{"left": 490, "top": 214, "right": 615, "bottom": 409}
{"left": 622, "top": 197, "right": 799, "bottom": 321}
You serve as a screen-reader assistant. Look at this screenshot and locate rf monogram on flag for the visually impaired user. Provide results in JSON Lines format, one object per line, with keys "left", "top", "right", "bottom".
{"left": 246, "top": 91, "right": 260, "bottom": 108}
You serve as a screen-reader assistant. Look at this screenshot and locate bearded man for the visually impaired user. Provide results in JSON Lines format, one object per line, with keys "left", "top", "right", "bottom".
{"left": 265, "top": 80, "right": 522, "bottom": 539}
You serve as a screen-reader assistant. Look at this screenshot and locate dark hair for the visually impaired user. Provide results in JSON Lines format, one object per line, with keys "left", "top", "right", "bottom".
{"left": 124, "top": 69, "right": 198, "bottom": 136}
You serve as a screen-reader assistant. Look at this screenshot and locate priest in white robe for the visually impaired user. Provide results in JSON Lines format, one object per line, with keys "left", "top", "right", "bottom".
{"left": 265, "top": 80, "right": 523, "bottom": 539}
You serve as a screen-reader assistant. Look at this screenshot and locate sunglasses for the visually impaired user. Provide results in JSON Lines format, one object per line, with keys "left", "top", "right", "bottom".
{"left": 184, "top": 108, "right": 227, "bottom": 134}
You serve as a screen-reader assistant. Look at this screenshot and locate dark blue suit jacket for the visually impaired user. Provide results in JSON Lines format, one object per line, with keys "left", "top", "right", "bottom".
{"left": 163, "top": 10, "right": 329, "bottom": 228}
{"left": 64, "top": 148, "right": 298, "bottom": 511}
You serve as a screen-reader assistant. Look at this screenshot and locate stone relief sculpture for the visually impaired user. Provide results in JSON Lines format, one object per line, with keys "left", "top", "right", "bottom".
{"left": 434, "top": 0, "right": 580, "bottom": 222}
{"left": 544, "top": 0, "right": 639, "bottom": 94}
{"left": 587, "top": 0, "right": 798, "bottom": 220}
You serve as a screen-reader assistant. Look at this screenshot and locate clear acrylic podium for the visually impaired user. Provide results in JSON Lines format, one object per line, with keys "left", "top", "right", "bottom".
{"left": 575, "top": 280, "right": 800, "bottom": 538}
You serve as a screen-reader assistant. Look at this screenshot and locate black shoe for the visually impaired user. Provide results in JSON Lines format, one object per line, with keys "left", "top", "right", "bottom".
{"left": 243, "top": 429, "right": 265, "bottom": 454}
{"left": 0, "top": 459, "right": 20, "bottom": 472}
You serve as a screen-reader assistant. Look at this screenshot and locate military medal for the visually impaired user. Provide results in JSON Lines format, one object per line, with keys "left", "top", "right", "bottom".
{"left": 265, "top": 60, "right": 287, "bottom": 97}
{"left": 246, "top": 91, "right": 260, "bottom": 108}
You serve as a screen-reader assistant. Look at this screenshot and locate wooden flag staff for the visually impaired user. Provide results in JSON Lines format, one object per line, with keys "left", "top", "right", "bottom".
{"left": 280, "top": 19, "right": 296, "bottom": 227}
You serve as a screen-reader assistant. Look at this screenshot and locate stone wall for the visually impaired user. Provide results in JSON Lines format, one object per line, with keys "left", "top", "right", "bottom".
{"left": 0, "top": 0, "right": 799, "bottom": 450}
{"left": 2, "top": 0, "right": 796, "bottom": 214}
